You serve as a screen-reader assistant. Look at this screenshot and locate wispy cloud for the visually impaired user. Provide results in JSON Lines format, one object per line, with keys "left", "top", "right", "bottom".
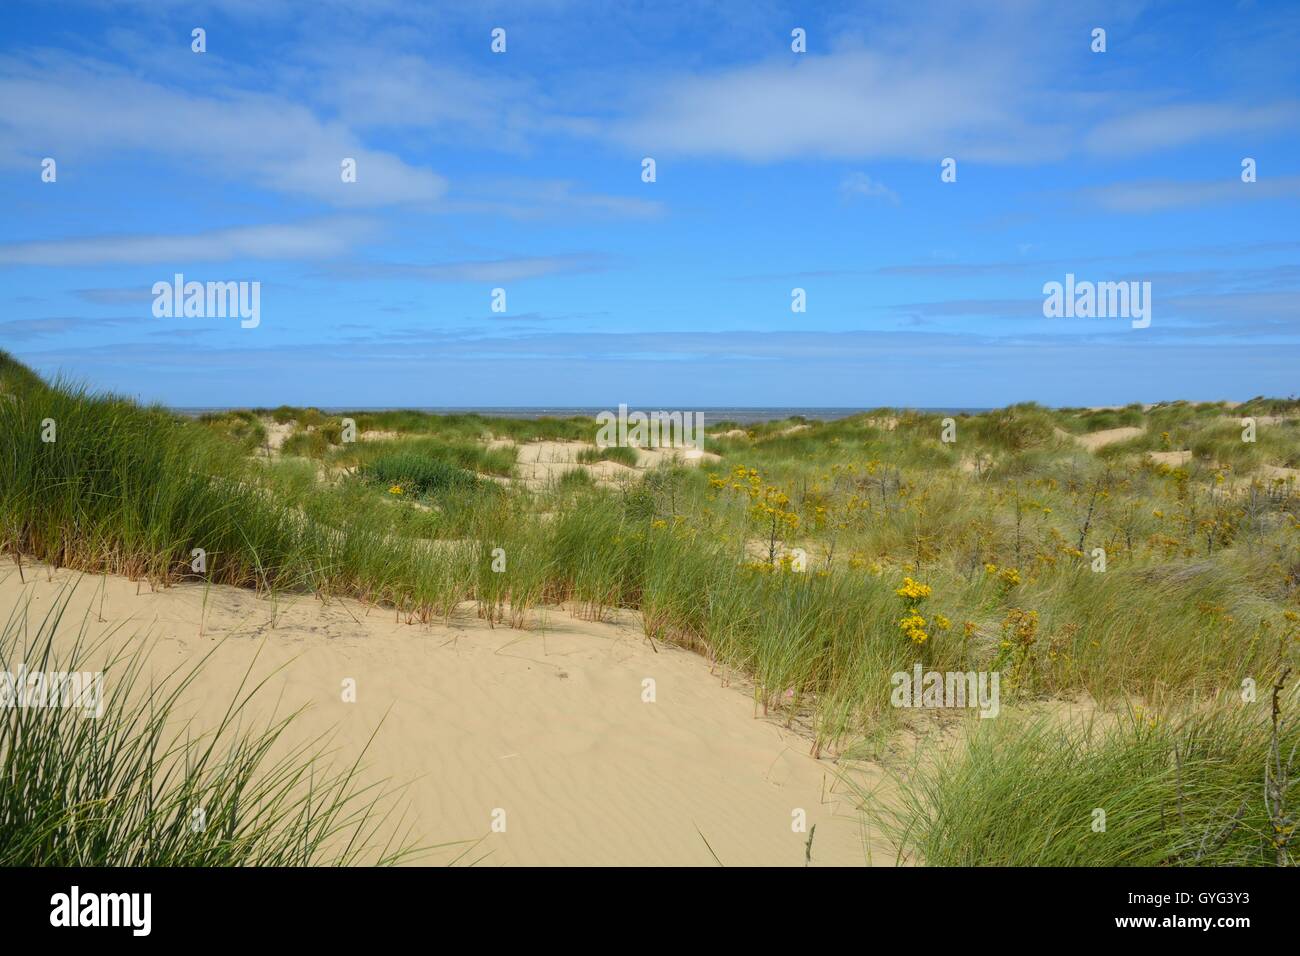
{"left": 441, "top": 180, "right": 664, "bottom": 221}
{"left": 603, "top": 3, "right": 1297, "bottom": 167}
{"left": 321, "top": 53, "right": 598, "bottom": 151}
{"left": 16, "top": 328, "right": 1300, "bottom": 407}
{"left": 483, "top": 311, "right": 605, "bottom": 322}
{"left": 0, "top": 316, "right": 138, "bottom": 340}
{"left": 840, "top": 172, "right": 900, "bottom": 205}
{"left": 1084, "top": 102, "right": 1300, "bottom": 156}
{"left": 610, "top": 47, "right": 1065, "bottom": 163}
{"left": 320, "top": 253, "right": 612, "bottom": 283}
{"left": 0, "top": 220, "right": 369, "bottom": 266}
{"left": 875, "top": 242, "right": 1300, "bottom": 278}
{"left": 74, "top": 287, "right": 160, "bottom": 305}
{"left": 0, "top": 51, "right": 447, "bottom": 206}
{"left": 1080, "top": 175, "right": 1300, "bottom": 213}
{"left": 885, "top": 288, "right": 1300, "bottom": 328}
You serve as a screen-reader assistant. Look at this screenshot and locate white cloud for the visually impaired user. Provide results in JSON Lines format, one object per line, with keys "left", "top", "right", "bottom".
{"left": 74, "top": 287, "right": 158, "bottom": 304}
{"left": 840, "top": 172, "right": 899, "bottom": 205}
{"left": 598, "top": 1, "right": 1298, "bottom": 167}
{"left": 610, "top": 49, "right": 1063, "bottom": 163}
{"left": 0, "top": 220, "right": 369, "bottom": 266}
{"left": 322, "top": 253, "right": 609, "bottom": 283}
{"left": 1084, "top": 102, "right": 1300, "bottom": 156}
{"left": 0, "top": 316, "right": 138, "bottom": 340}
{"left": 1083, "top": 175, "right": 1300, "bottom": 212}
{"left": 322, "top": 54, "right": 598, "bottom": 150}
{"left": 441, "top": 179, "right": 664, "bottom": 221}
{"left": 0, "top": 52, "right": 447, "bottom": 206}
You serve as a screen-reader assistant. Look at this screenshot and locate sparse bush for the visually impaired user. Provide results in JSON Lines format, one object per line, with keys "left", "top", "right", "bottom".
{"left": 577, "top": 445, "right": 639, "bottom": 467}
{"left": 361, "top": 452, "right": 484, "bottom": 496}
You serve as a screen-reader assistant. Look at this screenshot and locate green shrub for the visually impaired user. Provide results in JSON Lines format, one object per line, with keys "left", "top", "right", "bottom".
{"left": 867, "top": 696, "right": 1297, "bottom": 866}
{"left": 281, "top": 428, "right": 332, "bottom": 458}
{"left": 557, "top": 467, "right": 595, "bottom": 489}
{"left": 199, "top": 410, "right": 268, "bottom": 453}
{"left": 973, "top": 403, "right": 1057, "bottom": 451}
{"left": 577, "top": 445, "right": 639, "bottom": 467}
{"left": 361, "top": 452, "right": 484, "bottom": 495}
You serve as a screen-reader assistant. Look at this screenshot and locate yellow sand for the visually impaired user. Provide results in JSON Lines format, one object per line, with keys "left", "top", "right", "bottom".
{"left": 507, "top": 440, "right": 721, "bottom": 490}
{"left": 0, "top": 557, "right": 873, "bottom": 866}
{"left": 1064, "top": 426, "right": 1145, "bottom": 450}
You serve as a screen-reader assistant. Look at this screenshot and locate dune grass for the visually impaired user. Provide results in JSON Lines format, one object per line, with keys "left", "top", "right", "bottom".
{"left": 576, "top": 444, "right": 640, "bottom": 467}
{"left": 6, "top": 363, "right": 1298, "bottom": 740}
{"left": 360, "top": 451, "right": 490, "bottom": 496}
{"left": 864, "top": 686, "right": 1297, "bottom": 866}
{"left": 260, "top": 407, "right": 598, "bottom": 444}
{"left": 4, "top": 352, "right": 1300, "bottom": 864}
{"left": 0, "top": 350, "right": 47, "bottom": 394}
{"left": 281, "top": 426, "right": 339, "bottom": 458}
{"left": 198, "top": 409, "right": 268, "bottom": 454}
{"left": 0, "top": 582, "right": 418, "bottom": 865}
{"left": 335, "top": 435, "right": 518, "bottom": 478}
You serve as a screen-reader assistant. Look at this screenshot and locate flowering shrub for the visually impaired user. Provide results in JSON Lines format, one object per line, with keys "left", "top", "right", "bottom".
{"left": 895, "top": 576, "right": 935, "bottom": 646}
{"left": 992, "top": 607, "right": 1040, "bottom": 689}
{"left": 713, "top": 465, "right": 802, "bottom": 566}
{"left": 985, "top": 563, "right": 1021, "bottom": 589}
{"left": 896, "top": 576, "right": 932, "bottom": 601}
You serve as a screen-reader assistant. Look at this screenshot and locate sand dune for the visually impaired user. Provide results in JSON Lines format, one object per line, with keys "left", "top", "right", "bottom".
{"left": 1, "top": 557, "right": 873, "bottom": 866}
{"left": 1067, "top": 426, "right": 1145, "bottom": 451}
{"left": 1257, "top": 463, "right": 1300, "bottom": 483}
{"left": 511, "top": 440, "right": 721, "bottom": 489}
{"left": 1147, "top": 449, "right": 1192, "bottom": 467}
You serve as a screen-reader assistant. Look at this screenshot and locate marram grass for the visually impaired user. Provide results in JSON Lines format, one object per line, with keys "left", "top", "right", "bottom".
{"left": 3, "top": 352, "right": 1300, "bottom": 864}
{"left": 861, "top": 692, "right": 1298, "bottom": 866}
{"left": 0, "top": 582, "right": 420, "bottom": 866}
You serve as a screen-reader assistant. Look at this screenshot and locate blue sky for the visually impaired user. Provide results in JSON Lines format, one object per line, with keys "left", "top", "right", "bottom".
{"left": 1, "top": 0, "right": 1298, "bottom": 408}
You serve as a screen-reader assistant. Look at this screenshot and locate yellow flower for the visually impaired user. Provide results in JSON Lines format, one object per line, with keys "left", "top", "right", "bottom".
{"left": 897, "top": 610, "right": 929, "bottom": 645}
{"left": 388, "top": 485, "right": 403, "bottom": 495}
{"left": 935, "top": 614, "right": 951, "bottom": 631}
{"left": 895, "top": 576, "right": 932, "bottom": 600}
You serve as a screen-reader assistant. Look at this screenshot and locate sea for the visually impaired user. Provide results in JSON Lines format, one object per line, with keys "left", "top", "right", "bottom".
{"left": 173, "top": 406, "right": 991, "bottom": 426}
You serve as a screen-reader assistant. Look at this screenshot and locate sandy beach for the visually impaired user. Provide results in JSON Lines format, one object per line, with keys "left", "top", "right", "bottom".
{"left": 1, "top": 556, "right": 874, "bottom": 866}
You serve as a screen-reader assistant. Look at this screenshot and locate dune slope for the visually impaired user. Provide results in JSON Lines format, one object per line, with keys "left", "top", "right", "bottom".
{"left": 1, "top": 558, "right": 873, "bottom": 866}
